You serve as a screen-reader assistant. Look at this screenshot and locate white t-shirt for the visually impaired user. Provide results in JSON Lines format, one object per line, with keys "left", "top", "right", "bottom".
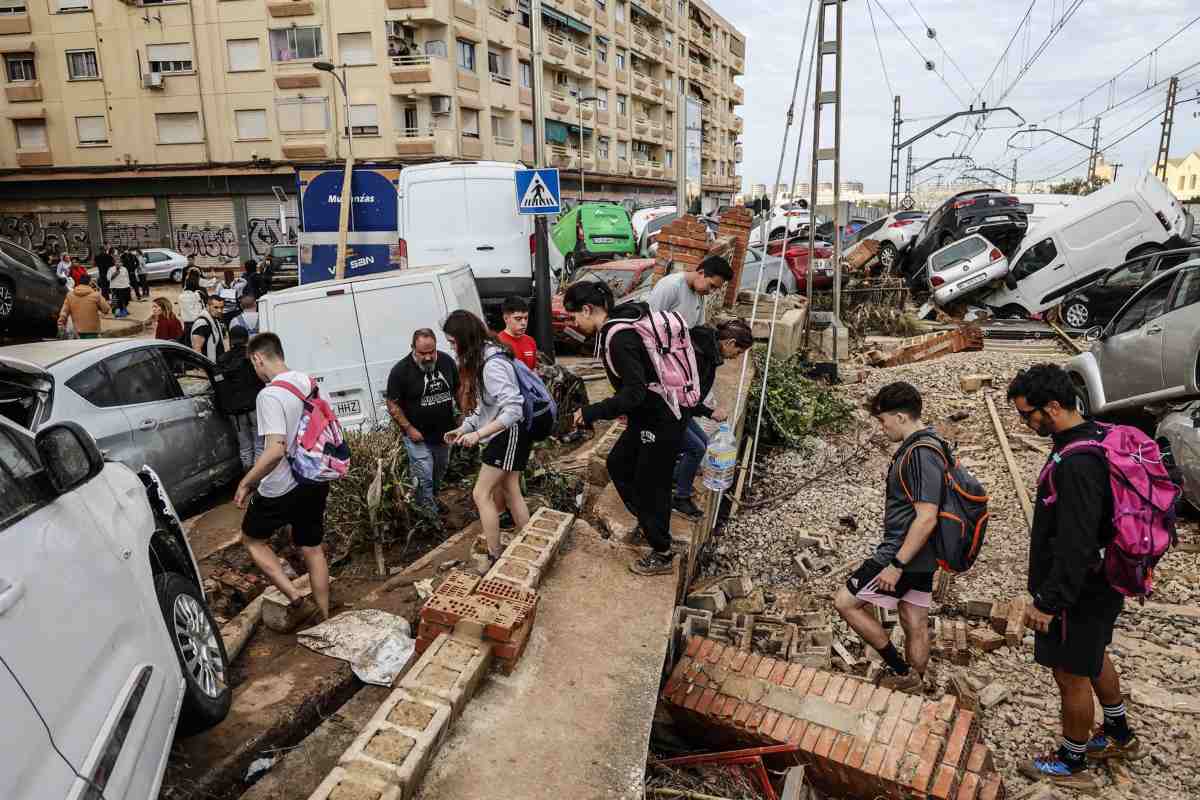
{"left": 256, "top": 371, "right": 312, "bottom": 498}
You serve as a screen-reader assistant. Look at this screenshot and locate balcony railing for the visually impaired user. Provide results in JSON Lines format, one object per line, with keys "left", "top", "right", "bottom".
{"left": 494, "top": 134, "right": 516, "bottom": 146}
{"left": 399, "top": 126, "right": 435, "bottom": 138}
{"left": 392, "top": 54, "right": 434, "bottom": 67}
{"left": 491, "top": 72, "right": 512, "bottom": 85}
{"left": 489, "top": 5, "right": 512, "bottom": 22}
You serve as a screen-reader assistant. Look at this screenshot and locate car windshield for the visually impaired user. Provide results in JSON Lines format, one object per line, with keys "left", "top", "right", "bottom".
{"left": 576, "top": 268, "right": 641, "bottom": 297}
{"left": 930, "top": 237, "right": 986, "bottom": 272}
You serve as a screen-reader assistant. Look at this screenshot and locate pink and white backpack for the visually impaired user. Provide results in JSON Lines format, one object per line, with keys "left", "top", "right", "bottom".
{"left": 270, "top": 378, "right": 351, "bottom": 484}
{"left": 1038, "top": 423, "right": 1179, "bottom": 601}
{"left": 601, "top": 310, "right": 701, "bottom": 420}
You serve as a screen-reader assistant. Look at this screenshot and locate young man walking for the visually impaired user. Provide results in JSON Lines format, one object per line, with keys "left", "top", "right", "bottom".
{"left": 236, "top": 333, "right": 332, "bottom": 622}
{"left": 1008, "top": 364, "right": 1140, "bottom": 789}
{"left": 648, "top": 254, "right": 734, "bottom": 327}
{"left": 216, "top": 326, "right": 265, "bottom": 471}
{"left": 496, "top": 296, "right": 538, "bottom": 370}
{"left": 191, "top": 294, "right": 228, "bottom": 361}
{"left": 833, "top": 382, "right": 942, "bottom": 693}
{"left": 386, "top": 329, "right": 458, "bottom": 516}
{"left": 58, "top": 273, "right": 110, "bottom": 339}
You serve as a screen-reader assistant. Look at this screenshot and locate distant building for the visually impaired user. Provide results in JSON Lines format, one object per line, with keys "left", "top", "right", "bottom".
{"left": 1164, "top": 148, "right": 1200, "bottom": 200}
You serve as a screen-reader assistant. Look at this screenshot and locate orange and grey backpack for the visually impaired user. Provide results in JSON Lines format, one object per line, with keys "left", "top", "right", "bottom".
{"left": 897, "top": 433, "right": 990, "bottom": 573}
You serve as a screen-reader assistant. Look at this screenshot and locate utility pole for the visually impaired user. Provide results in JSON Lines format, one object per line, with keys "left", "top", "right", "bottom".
{"left": 1110, "top": 162, "right": 1122, "bottom": 182}
{"left": 905, "top": 148, "right": 913, "bottom": 195}
{"left": 1087, "top": 117, "right": 1100, "bottom": 185}
{"left": 888, "top": 95, "right": 901, "bottom": 210}
{"left": 1011, "top": 158, "right": 1018, "bottom": 192}
{"left": 529, "top": 0, "right": 554, "bottom": 358}
{"left": 1154, "top": 76, "right": 1179, "bottom": 181}
{"left": 804, "top": 0, "right": 844, "bottom": 362}
{"left": 676, "top": 77, "right": 689, "bottom": 213}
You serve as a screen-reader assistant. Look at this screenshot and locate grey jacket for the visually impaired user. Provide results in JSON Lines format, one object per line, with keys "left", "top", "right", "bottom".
{"left": 460, "top": 344, "right": 524, "bottom": 442}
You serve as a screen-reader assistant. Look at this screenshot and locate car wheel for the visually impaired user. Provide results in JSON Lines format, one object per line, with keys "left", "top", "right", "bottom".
{"left": 878, "top": 242, "right": 898, "bottom": 272}
{"left": 939, "top": 232, "right": 955, "bottom": 249}
{"left": 1128, "top": 244, "right": 1163, "bottom": 260}
{"left": 1063, "top": 302, "right": 1090, "bottom": 329}
{"left": 170, "top": 268, "right": 183, "bottom": 284}
{"left": 766, "top": 280, "right": 786, "bottom": 295}
{"left": 154, "top": 571, "right": 231, "bottom": 735}
{"left": 0, "top": 278, "right": 13, "bottom": 322}
{"left": 998, "top": 304, "right": 1028, "bottom": 319}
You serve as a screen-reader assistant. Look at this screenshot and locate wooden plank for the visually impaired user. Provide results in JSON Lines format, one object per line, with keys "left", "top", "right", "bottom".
{"left": 984, "top": 393, "right": 1034, "bottom": 528}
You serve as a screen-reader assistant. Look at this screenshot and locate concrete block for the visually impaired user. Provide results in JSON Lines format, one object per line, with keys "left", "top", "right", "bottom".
{"left": 674, "top": 606, "right": 713, "bottom": 637}
{"left": 960, "top": 599, "right": 994, "bottom": 619}
{"left": 501, "top": 542, "right": 554, "bottom": 573}
{"left": 586, "top": 423, "right": 626, "bottom": 486}
{"left": 813, "top": 324, "right": 851, "bottom": 362}
{"left": 338, "top": 688, "right": 452, "bottom": 799}
{"left": 958, "top": 374, "right": 993, "bottom": 393}
{"left": 484, "top": 556, "right": 542, "bottom": 592}
{"left": 594, "top": 481, "right": 638, "bottom": 541}
{"left": 261, "top": 578, "right": 322, "bottom": 633}
{"left": 722, "top": 574, "right": 754, "bottom": 599}
{"left": 748, "top": 307, "right": 807, "bottom": 360}
{"left": 399, "top": 634, "right": 492, "bottom": 720}
{"left": 968, "top": 628, "right": 1005, "bottom": 653}
{"left": 686, "top": 587, "right": 727, "bottom": 614}
{"left": 308, "top": 765, "right": 400, "bottom": 800}
{"left": 724, "top": 587, "right": 766, "bottom": 617}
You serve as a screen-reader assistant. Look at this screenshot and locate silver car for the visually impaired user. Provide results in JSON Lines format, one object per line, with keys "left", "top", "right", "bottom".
{"left": 927, "top": 234, "right": 1010, "bottom": 307}
{"left": 1157, "top": 401, "right": 1200, "bottom": 510}
{"left": 141, "top": 247, "right": 190, "bottom": 282}
{"left": 851, "top": 210, "right": 929, "bottom": 272}
{"left": 1067, "top": 262, "right": 1200, "bottom": 414}
{"left": 739, "top": 246, "right": 798, "bottom": 295}
{"left": 0, "top": 339, "right": 242, "bottom": 508}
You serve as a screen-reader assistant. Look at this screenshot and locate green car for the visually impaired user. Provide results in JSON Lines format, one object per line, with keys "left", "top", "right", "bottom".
{"left": 551, "top": 203, "right": 637, "bottom": 275}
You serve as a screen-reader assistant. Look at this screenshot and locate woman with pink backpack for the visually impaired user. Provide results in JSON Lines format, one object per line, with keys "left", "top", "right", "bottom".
{"left": 563, "top": 281, "right": 693, "bottom": 576}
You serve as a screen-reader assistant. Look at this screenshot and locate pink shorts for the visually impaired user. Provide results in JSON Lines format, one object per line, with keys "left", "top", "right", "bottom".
{"left": 846, "top": 559, "right": 934, "bottom": 610}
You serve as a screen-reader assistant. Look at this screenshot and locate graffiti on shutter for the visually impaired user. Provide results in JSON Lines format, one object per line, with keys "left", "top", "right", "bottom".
{"left": 168, "top": 198, "right": 238, "bottom": 269}
{"left": 101, "top": 210, "right": 162, "bottom": 250}
{"left": 244, "top": 195, "right": 300, "bottom": 260}
{"left": 0, "top": 211, "right": 92, "bottom": 261}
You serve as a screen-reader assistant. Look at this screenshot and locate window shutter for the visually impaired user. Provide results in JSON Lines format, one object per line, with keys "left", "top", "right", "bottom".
{"left": 156, "top": 112, "right": 201, "bottom": 144}
{"left": 276, "top": 100, "right": 302, "bottom": 132}
{"left": 300, "top": 98, "right": 328, "bottom": 131}
{"left": 338, "top": 32, "right": 373, "bottom": 65}
{"left": 227, "top": 39, "right": 260, "bottom": 71}
{"left": 349, "top": 104, "right": 378, "bottom": 127}
{"left": 235, "top": 109, "right": 268, "bottom": 139}
{"left": 15, "top": 119, "right": 46, "bottom": 148}
{"left": 76, "top": 115, "right": 107, "bottom": 143}
{"left": 0, "top": 0, "right": 27, "bottom": 10}
{"left": 148, "top": 43, "right": 193, "bottom": 63}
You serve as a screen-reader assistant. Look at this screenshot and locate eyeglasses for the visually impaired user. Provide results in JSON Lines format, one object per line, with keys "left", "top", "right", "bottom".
{"left": 1016, "top": 405, "right": 1044, "bottom": 421}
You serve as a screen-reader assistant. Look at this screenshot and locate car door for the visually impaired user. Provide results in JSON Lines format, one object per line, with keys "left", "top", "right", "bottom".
{"left": 1159, "top": 266, "right": 1200, "bottom": 394}
{"left": 0, "top": 422, "right": 162, "bottom": 800}
{"left": 0, "top": 239, "right": 59, "bottom": 324}
{"left": 105, "top": 347, "right": 200, "bottom": 506}
{"left": 1006, "top": 237, "right": 1062, "bottom": 306}
{"left": 157, "top": 346, "right": 241, "bottom": 485}
{"left": 1089, "top": 257, "right": 1153, "bottom": 321}
{"left": 142, "top": 250, "right": 170, "bottom": 280}
{"left": 1100, "top": 276, "right": 1176, "bottom": 403}
{"left": 61, "top": 361, "right": 136, "bottom": 460}
{"left": 854, "top": 218, "right": 886, "bottom": 245}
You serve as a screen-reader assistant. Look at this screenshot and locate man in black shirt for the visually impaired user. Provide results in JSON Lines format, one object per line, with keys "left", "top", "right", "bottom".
{"left": 833, "top": 382, "right": 942, "bottom": 694}
{"left": 387, "top": 328, "right": 458, "bottom": 514}
{"left": 1008, "top": 364, "right": 1139, "bottom": 791}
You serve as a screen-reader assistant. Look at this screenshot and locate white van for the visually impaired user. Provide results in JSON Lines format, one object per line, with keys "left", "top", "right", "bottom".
{"left": 258, "top": 264, "right": 482, "bottom": 430}
{"left": 398, "top": 161, "right": 534, "bottom": 314}
{"left": 1015, "top": 193, "right": 1077, "bottom": 228}
{"left": 984, "top": 172, "right": 1193, "bottom": 316}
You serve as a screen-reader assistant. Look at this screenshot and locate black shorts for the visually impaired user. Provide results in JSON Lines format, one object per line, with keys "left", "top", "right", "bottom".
{"left": 845, "top": 559, "right": 935, "bottom": 610}
{"left": 1034, "top": 589, "right": 1124, "bottom": 678}
{"left": 242, "top": 483, "right": 330, "bottom": 547}
{"left": 481, "top": 419, "right": 546, "bottom": 472}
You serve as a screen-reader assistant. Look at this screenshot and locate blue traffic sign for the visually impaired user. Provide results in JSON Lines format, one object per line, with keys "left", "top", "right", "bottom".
{"left": 514, "top": 168, "right": 561, "bottom": 215}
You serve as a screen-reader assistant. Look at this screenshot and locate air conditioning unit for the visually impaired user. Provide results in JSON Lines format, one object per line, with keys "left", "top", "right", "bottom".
{"left": 142, "top": 72, "right": 164, "bottom": 89}
{"left": 431, "top": 96, "right": 452, "bottom": 114}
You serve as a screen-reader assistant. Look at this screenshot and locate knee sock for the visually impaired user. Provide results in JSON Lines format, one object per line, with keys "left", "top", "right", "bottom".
{"left": 876, "top": 642, "right": 909, "bottom": 675}
{"left": 1058, "top": 736, "right": 1087, "bottom": 770}
{"left": 1102, "top": 702, "right": 1131, "bottom": 741}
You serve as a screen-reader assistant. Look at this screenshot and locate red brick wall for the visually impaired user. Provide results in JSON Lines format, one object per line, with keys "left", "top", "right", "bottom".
{"left": 717, "top": 207, "right": 753, "bottom": 307}
{"left": 654, "top": 215, "right": 709, "bottom": 279}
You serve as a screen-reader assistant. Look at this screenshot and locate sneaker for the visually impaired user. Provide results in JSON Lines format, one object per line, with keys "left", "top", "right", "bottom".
{"left": 499, "top": 511, "right": 515, "bottom": 531}
{"left": 630, "top": 550, "right": 675, "bottom": 576}
{"left": 672, "top": 496, "right": 704, "bottom": 519}
{"left": 876, "top": 668, "right": 924, "bottom": 694}
{"left": 1018, "top": 754, "right": 1100, "bottom": 791}
{"left": 1087, "top": 730, "right": 1144, "bottom": 761}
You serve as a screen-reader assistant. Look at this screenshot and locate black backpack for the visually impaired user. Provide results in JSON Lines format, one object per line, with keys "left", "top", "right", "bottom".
{"left": 213, "top": 350, "right": 264, "bottom": 415}
{"left": 896, "top": 433, "right": 990, "bottom": 573}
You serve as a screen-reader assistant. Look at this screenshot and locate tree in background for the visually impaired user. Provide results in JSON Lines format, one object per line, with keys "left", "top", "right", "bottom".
{"left": 1047, "top": 176, "right": 1110, "bottom": 196}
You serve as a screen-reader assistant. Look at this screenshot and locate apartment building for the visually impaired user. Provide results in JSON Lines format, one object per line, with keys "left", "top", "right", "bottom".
{"left": 0, "top": 0, "right": 744, "bottom": 267}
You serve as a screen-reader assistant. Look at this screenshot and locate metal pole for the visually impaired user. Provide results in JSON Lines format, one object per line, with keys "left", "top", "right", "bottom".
{"left": 341, "top": 66, "right": 353, "bottom": 159}
{"left": 531, "top": 0, "right": 547, "bottom": 169}
{"left": 676, "top": 78, "right": 688, "bottom": 213}
{"left": 578, "top": 93, "right": 585, "bottom": 202}
{"left": 331, "top": 68, "right": 353, "bottom": 280}
{"left": 1154, "top": 77, "right": 1178, "bottom": 182}
{"left": 829, "top": 0, "right": 845, "bottom": 363}
{"left": 888, "top": 95, "right": 901, "bottom": 210}
{"left": 1087, "top": 116, "right": 1100, "bottom": 185}
{"left": 530, "top": 0, "right": 553, "bottom": 358}
{"left": 1011, "top": 158, "right": 1018, "bottom": 192}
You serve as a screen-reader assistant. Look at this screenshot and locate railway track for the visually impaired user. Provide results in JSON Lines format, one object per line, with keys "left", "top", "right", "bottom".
{"left": 981, "top": 319, "right": 1088, "bottom": 358}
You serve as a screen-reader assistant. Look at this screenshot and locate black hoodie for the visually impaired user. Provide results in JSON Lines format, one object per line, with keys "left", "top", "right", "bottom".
{"left": 582, "top": 302, "right": 674, "bottom": 426}
{"left": 688, "top": 325, "right": 723, "bottom": 419}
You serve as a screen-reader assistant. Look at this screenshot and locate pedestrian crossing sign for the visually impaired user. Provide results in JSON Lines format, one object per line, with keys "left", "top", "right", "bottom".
{"left": 515, "top": 168, "right": 561, "bottom": 215}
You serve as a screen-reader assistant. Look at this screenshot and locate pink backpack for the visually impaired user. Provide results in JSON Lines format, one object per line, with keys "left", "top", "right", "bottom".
{"left": 270, "top": 378, "right": 351, "bottom": 484}
{"left": 1038, "top": 423, "right": 1180, "bottom": 601}
{"left": 601, "top": 310, "right": 701, "bottom": 420}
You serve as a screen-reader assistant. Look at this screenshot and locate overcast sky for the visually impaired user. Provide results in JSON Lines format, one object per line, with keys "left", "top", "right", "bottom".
{"left": 716, "top": 0, "right": 1200, "bottom": 194}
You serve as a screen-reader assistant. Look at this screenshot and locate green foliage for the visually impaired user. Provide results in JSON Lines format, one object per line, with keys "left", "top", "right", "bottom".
{"left": 1047, "top": 176, "right": 1110, "bottom": 196}
{"left": 746, "top": 348, "right": 856, "bottom": 447}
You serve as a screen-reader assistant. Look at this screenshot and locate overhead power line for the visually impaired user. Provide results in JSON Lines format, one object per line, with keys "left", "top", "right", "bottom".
{"left": 872, "top": 0, "right": 967, "bottom": 107}
{"left": 865, "top": 0, "right": 895, "bottom": 100}
{"left": 903, "top": 0, "right": 978, "bottom": 96}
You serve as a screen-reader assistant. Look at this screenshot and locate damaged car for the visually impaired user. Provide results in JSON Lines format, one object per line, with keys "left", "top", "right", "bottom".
{"left": 926, "top": 234, "right": 1010, "bottom": 307}
{"left": 1157, "top": 401, "right": 1200, "bottom": 512}
{"left": 904, "top": 189, "right": 1029, "bottom": 285}
{"left": 1060, "top": 246, "right": 1200, "bottom": 329}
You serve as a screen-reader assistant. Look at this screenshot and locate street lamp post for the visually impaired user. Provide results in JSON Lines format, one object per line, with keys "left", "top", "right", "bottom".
{"left": 314, "top": 61, "right": 352, "bottom": 158}
{"left": 576, "top": 94, "right": 599, "bottom": 202}
{"left": 315, "top": 61, "right": 353, "bottom": 279}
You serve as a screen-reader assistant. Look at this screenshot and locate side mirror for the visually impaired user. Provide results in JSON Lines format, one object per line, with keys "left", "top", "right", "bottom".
{"left": 35, "top": 422, "right": 104, "bottom": 495}
{"left": 1084, "top": 325, "right": 1105, "bottom": 343}
{"left": 1004, "top": 275, "right": 1018, "bottom": 291}
{"left": 57, "top": 276, "right": 68, "bottom": 287}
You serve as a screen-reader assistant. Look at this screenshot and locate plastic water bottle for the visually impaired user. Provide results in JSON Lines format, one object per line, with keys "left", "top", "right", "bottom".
{"left": 702, "top": 423, "right": 738, "bottom": 491}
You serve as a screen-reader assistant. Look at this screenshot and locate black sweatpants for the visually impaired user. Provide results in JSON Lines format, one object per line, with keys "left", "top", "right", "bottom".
{"left": 607, "top": 415, "right": 687, "bottom": 553}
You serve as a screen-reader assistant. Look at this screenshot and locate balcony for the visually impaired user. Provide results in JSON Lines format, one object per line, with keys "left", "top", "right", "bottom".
{"left": 547, "top": 144, "right": 574, "bottom": 169}
{"left": 633, "top": 118, "right": 649, "bottom": 137}
{"left": 458, "top": 68, "right": 480, "bottom": 92}
{"left": 517, "top": 24, "right": 532, "bottom": 48}
{"left": 648, "top": 0, "right": 662, "bottom": 12}
{"left": 733, "top": 116, "right": 743, "bottom": 133}
{"left": 613, "top": 21, "right": 628, "bottom": 40}
{"left": 460, "top": 133, "right": 483, "bottom": 158}
{"left": 688, "top": 60, "right": 702, "bottom": 80}
{"left": 493, "top": 133, "right": 518, "bottom": 158}
{"left": 733, "top": 84, "right": 744, "bottom": 104}
{"left": 519, "top": 87, "right": 532, "bottom": 105}
{"left": 547, "top": 90, "right": 572, "bottom": 117}
{"left": 615, "top": 113, "right": 629, "bottom": 130}
{"left": 615, "top": 68, "right": 628, "bottom": 85}
{"left": 574, "top": 0, "right": 592, "bottom": 18}
{"left": 594, "top": 108, "right": 610, "bottom": 126}
{"left": 388, "top": 0, "right": 428, "bottom": 6}
{"left": 522, "top": 143, "right": 535, "bottom": 163}
{"left": 389, "top": 54, "right": 452, "bottom": 90}
{"left": 268, "top": 0, "right": 316, "bottom": 17}
{"left": 0, "top": 12, "right": 31, "bottom": 34}
{"left": 275, "top": 72, "right": 323, "bottom": 89}
{"left": 396, "top": 127, "right": 457, "bottom": 157}
{"left": 573, "top": 43, "right": 593, "bottom": 70}
{"left": 545, "top": 32, "right": 570, "bottom": 63}
{"left": 488, "top": 7, "right": 516, "bottom": 46}
{"left": 595, "top": 11, "right": 607, "bottom": 29}
{"left": 454, "top": 0, "right": 477, "bottom": 24}
{"left": 4, "top": 82, "right": 42, "bottom": 103}
{"left": 731, "top": 53, "right": 744, "bottom": 75}
{"left": 701, "top": 141, "right": 714, "bottom": 158}
{"left": 281, "top": 141, "right": 328, "bottom": 159}
{"left": 734, "top": 145, "right": 743, "bottom": 162}
{"left": 689, "top": 21, "right": 704, "bottom": 41}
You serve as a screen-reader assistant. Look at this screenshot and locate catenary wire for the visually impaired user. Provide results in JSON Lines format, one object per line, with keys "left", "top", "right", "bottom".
{"left": 866, "top": 0, "right": 895, "bottom": 101}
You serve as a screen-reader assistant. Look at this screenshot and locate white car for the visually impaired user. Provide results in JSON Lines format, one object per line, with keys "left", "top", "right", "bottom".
{"left": 749, "top": 204, "right": 812, "bottom": 247}
{"left": 1157, "top": 401, "right": 1200, "bottom": 511}
{"left": 850, "top": 211, "right": 929, "bottom": 273}
{"left": 927, "top": 234, "right": 1011, "bottom": 307}
{"left": 140, "top": 248, "right": 190, "bottom": 283}
{"left": 0, "top": 417, "right": 230, "bottom": 800}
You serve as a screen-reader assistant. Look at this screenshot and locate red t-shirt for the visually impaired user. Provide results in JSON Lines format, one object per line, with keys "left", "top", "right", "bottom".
{"left": 498, "top": 331, "right": 538, "bottom": 370}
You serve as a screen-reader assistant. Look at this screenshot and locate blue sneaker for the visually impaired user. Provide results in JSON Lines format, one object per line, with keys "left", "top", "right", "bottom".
{"left": 1018, "top": 754, "right": 1099, "bottom": 791}
{"left": 1087, "top": 730, "right": 1143, "bottom": 761}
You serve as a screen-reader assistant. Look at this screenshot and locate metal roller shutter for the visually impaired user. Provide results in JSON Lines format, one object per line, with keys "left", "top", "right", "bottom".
{"left": 100, "top": 209, "right": 162, "bottom": 251}
{"left": 168, "top": 197, "right": 238, "bottom": 271}
{"left": 34, "top": 211, "right": 91, "bottom": 261}
{"left": 244, "top": 194, "right": 300, "bottom": 262}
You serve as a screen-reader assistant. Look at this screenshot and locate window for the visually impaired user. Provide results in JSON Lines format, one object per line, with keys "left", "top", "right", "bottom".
{"left": 1169, "top": 267, "right": 1200, "bottom": 312}
{"left": 56, "top": 0, "right": 89, "bottom": 11}
{"left": 106, "top": 349, "right": 177, "bottom": 406}
{"left": 597, "top": 43, "right": 607, "bottom": 63}
{"left": 487, "top": 49, "right": 506, "bottom": 77}
{"left": 461, "top": 108, "right": 479, "bottom": 137}
{"left": 456, "top": 39, "right": 475, "bottom": 72}
{"left": 1179, "top": 177, "right": 1186, "bottom": 190}
{"left": 554, "top": 71, "right": 568, "bottom": 87}
{"left": 519, "top": 61, "right": 532, "bottom": 88}
{"left": 522, "top": 120, "right": 534, "bottom": 145}
{"left": 227, "top": 38, "right": 261, "bottom": 72}
{"left": 147, "top": 43, "right": 194, "bottom": 75}
{"left": 664, "top": 31, "right": 672, "bottom": 47}
{"left": 424, "top": 40, "right": 448, "bottom": 58}
{"left": 276, "top": 97, "right": 329, "bottom": 133}
{"left": 491, "top": 115, "right": 509, "bottom": 140}
{"left": 1010, "top": 237, "right": 1058, "bottom": 280}
{"left": 615, "top": 50, "right": 626, "bottom": 70}
{"left": 155, "top": 112, "right": 202, "bottom": 144}
{"left": 930, "top": 236, "right": 986, "bottom": 272}
{"left": 1104, "top": 257, "right": 1153, "bottom": 289}
{"left": 598, "top": 137, "right": 609, "bottom": 158}
{"left": 617, "top": 140, "right": 627, "bottom": 159}
{"left": 1192, "top": 175, "right": 1198, "bottom": 191}
{"left": 66, "top": 364, "right": 118, "bottom": 407}
{"left": 616, "top": 94, "right": 627, "bottom": 115}
{"left": 1111, "top": 278, "right": 1174, "bottom": 336}
{"left": 75, "top": 115, "right": 107, "bottom": 144}
{"left": 595, "top": 88, "right": 608, "bottom": 110}
{"left": 338, "top": 32, "right": 374, "bottom": 66}
{"left": 401, "top": 104, "right": 419, "bottom": 134}
{"left": 595, "top": 0, "right": 605, "bottom": 10}
{"left": 664, "top": 149, "right": 672, "bottom": 168}
{"left": 65, "top": 49, "right": 99, "bottom": 80}
{"left": 4, "top": 53, "right": 35, "bottom": 82}
{"left": 664, "top": 75, "right": 672, "bottom": 92}
{"left": 347, "top": 104, "right": 379, "bottom": 136}
{"left": 678, "top": 0, "right": 685, "bottom": 14}
{"left": 269, "top": 26, "right": 323, "bottom": 62}
{"left": 0, "top": 429, "right": 43, "bottom": 530}
{"left": 0, "top": 1, "right": 28, "bottom": 14}
{"left": 14, "top": 119, "right": 46, "bottom": 149}
{"left": 235, "top": 108, "right": 268, "bottom": 140}
{"left": 615, "top": 1, "right": 625, "bottom": 21}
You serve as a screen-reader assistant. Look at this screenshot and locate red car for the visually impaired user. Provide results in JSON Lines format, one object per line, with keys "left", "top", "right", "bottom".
{"left": 552, "top": 258, "right": 659, "bottom": 344}
{"left": 765, "top": 239, "right": 838, "bottom": 292}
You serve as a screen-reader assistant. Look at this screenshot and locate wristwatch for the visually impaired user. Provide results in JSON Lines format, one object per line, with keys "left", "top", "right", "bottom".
{"left": 889, "top": 556, "right": 906, "bottom": 569}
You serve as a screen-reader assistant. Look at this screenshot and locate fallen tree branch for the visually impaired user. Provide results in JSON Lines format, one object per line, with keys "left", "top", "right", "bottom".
{"left": 645, "top": 790, "right": 734, "bottom": 800}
